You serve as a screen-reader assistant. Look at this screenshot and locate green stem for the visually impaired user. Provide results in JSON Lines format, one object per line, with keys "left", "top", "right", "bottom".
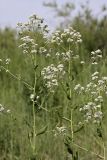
{"left": 32, "top": 55, "right": 37, "bottom": 154}
{"left": 74, "top": 143, "right": 104, "bottom": 159}
{"left": 68, "top": 45, "right": 72, "bottom": 99}
{"left": 103, "top": 142, "right": 106, "bottom": 160}
{"left": 1, "top": 66, "right": 33, "bottom": 90}
{"left": 68, "top": 47, "right": 74, "bottom": 141}
{"left": 71, "top": 109, "right": 74, "bottom": 142}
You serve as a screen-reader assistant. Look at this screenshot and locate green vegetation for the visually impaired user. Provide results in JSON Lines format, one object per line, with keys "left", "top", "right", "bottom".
{"left": 0, "top": 2, "right": 107, "bottom": 160}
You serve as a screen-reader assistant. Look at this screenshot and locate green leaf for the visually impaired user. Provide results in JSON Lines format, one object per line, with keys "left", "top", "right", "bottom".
{"left": 34, "top": 65, "right": 38, "bottom": 71}
{"left": 74, "top": 125, "right": 84, "bottom": 134}
{"left": 36, "top": 125, "right": 48, "bottom": 136}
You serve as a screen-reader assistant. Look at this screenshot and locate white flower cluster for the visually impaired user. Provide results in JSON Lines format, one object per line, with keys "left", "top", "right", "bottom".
{"left": 89, "top": 72, "right": 107, "bottom": 93}
{"left": 5, "top": 58, "right": 11, "bottom": 65}
{"left": 0, "top": 58, "right": 11, "bottom": 65}
{"left": 0, "top": 104, "right": 10, "bottom": 114}
{"left": 55, "top": 50, "right": 80, "bottom": 62}
{"left": 17, "top": 15, "right": 50, "bottom": 55}
{"left": 56, "top": 50, "right": 73, "bottom": 61}
{"left": 41, "top": 64, "right": 65, "bottom": 92}
{"left": 79, "top": 102, "right": 102, "bottom": 124}
{"left": 74, "top": 84, "right": 84, "bottom": 94}
{"left": 54, "top": 126, "right": 67, "bottom": 136}
{"left": 78, "top": 71, "right": 107, "bottom": 96}
{"left": 0, "top": 58, "right": 11, "bottom": 73}
{"left": 19, "top": 36, "right": 38, "bottom": 55}
{"left": 91, "top": 49, "right": 102, "bottom": 65}
{"left": 17, "top": 14, "right": 49, "bottom": 34}
{"left": 91, "top": 71, "right": 99, "bottom": 80}
{"left": 0, "top": 104, "right": 4, "bottom": 113}
{"left": 80, "top": 61, "right": 85, "bottom": 64}
{"left": 51, "top": 27, "right": 82, "bottom": 46}
{"left": 39, "top": 47, "right": 47, "bottom": 54}
{"left": 30, "top": 94, "right": 39, "bottom": 102}
{"left": 74, "top": 70, "right": 107, "bottom": 124}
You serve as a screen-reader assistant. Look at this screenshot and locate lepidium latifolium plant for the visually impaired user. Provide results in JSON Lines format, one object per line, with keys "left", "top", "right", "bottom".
{"left": 0, "top": 14, "right": 107, "bottom": 160}
{"left": 0, "top": 15, "right": 50, "bottom": 159}
{"left": 43, "top": 27, "right": 106, "bottom": 159}
{"left": 74, "top": 49, "right": 107, "bottom": 159}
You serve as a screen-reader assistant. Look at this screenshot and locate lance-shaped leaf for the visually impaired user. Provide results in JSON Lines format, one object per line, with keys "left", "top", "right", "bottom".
{"left": 36, "top": 125, "right": 48, "bottom": 136}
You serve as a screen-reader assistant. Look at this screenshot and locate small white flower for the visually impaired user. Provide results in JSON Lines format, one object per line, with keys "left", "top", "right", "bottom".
{"left": 6, "top": 58, "right": 11, "bottom": 65}
{"left": 7, "top": 110, "right": 11, "bottom": 113}
{"left": 74, "top": 84, "right": 81, "bottom": 91}
{"left": 30, "top": 94, "right": 35, "bottom": 100}
{"left": 95, "top": 49, "right": 102, "bottom": 54}
{"left": 98, "top": 80, "right": 104, "bottom": 85}
{"left": 80, "top": 61, "right": 85, "bottom": 64}
{"left": 92, "top": 62, "right": 98, "bottom": 65}
{"left": 92, "top": 76, "right": 98, "bottom": 80}
{"left": 94, "top": 111, "right": 102, "bottom": 119}
{"left": 92, "top": 72, "right": 99, "bottom": 77}
{"left": 0, "top": 106, "right": 4, "bottom": 112}
{"left": 31, "top": 50, "right": 37, "bottom": 54}
{"left": 102, "top": 77, "right": 107, "bottom": 81}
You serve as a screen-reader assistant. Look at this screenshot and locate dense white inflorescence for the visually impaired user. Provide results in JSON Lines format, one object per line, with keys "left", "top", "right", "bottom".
{"left": 51, "top": 27, "right": 82, "bottom": 46}
{"left": 41, "top": 64, "right": 65, "bottom": 92}
{"left": 91, "top": 49, "right": 102, "bottom": 65}
{"left": 74, "top": 70, "right": 107, "bottom": 124}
